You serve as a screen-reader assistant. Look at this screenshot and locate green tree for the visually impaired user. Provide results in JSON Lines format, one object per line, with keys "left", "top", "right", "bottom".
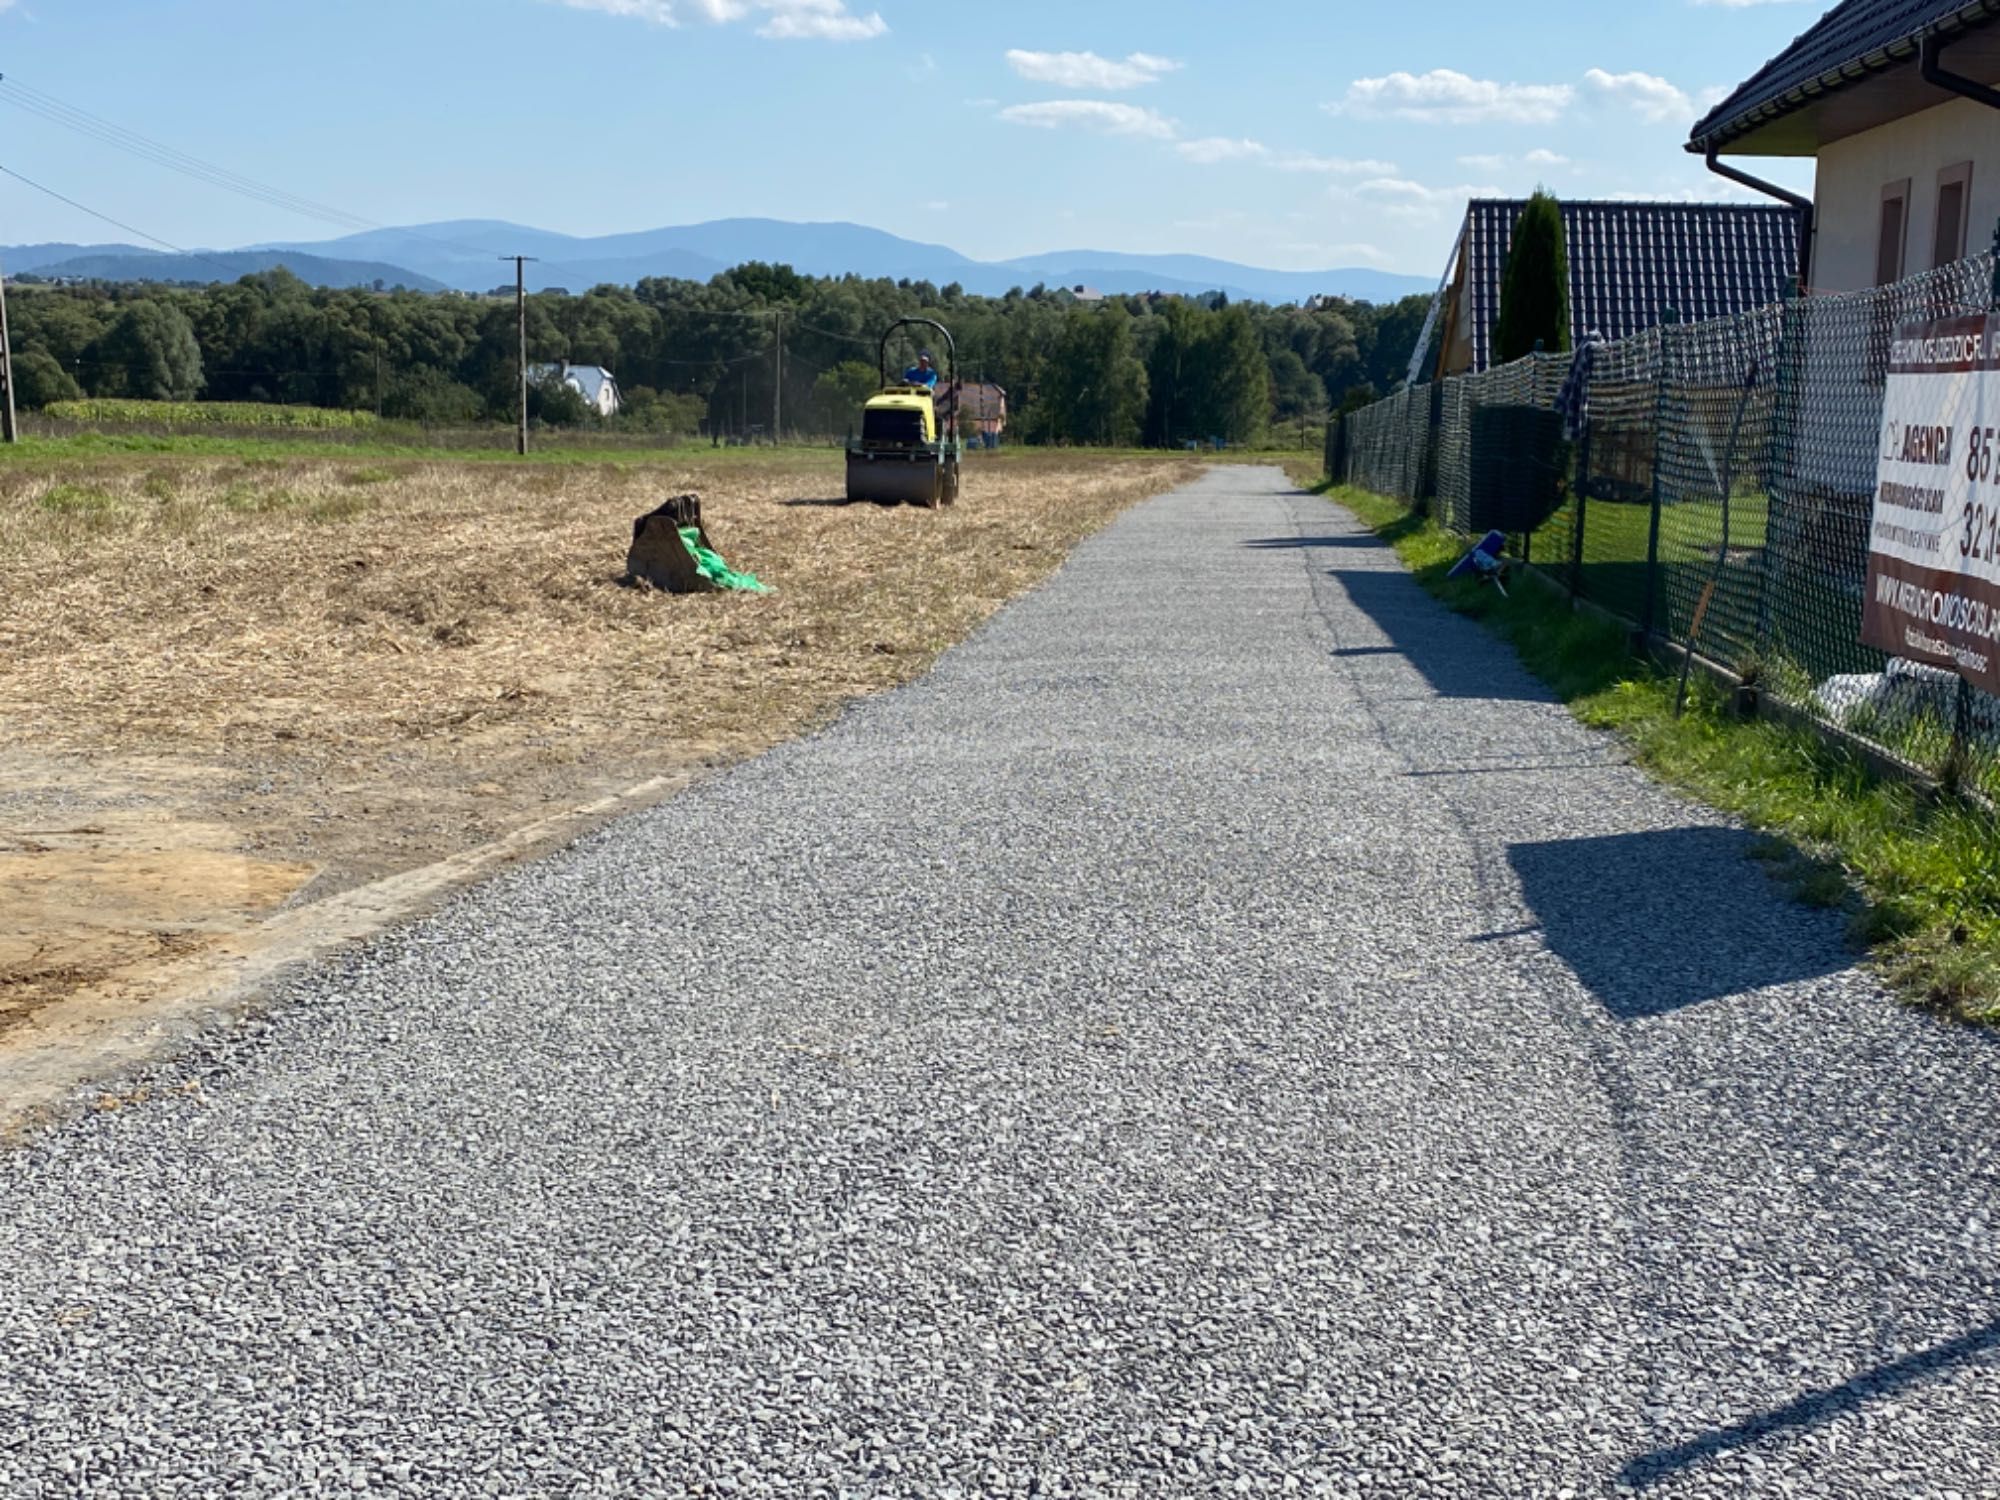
{"left": 810, "top": 361, "right": 881, "bottom": 434}
{"left": 381, "top": 367, "right": 484, "bottom": 424}
{"left": 1188, "top": 304, "right": 1269, "bottom": 445}
{"left": 528, "top": 371, "right": 591, "bottom": 426}
{"left": 1032, "top": 306, "right": 1147, "bottom": 446}
{"left": 615, "top": 386, "right": 708, "bottom": 435}
{"left": 1494, "top": 190, "right": 1570, "bottom": 365}
{"left": 10, "top": 349, "right": 83, "bottom": 409}
{"left": 1143, "top": 298, "right": 1206, "bottom": 448}
{"left": 1266, "top": 348, "right": 1323, "bottom": 424}
{"left": 90, "top": 301, "right": 204, "bottom": 400}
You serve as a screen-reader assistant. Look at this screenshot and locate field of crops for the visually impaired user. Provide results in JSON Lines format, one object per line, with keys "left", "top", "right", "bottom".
{"left": 41, "top": 399, "right": 382, "bottom": 429}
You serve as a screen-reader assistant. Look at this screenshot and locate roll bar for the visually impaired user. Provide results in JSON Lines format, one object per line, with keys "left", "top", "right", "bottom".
{"left": 878, "top": 318, "right": 958, "bottom": 443}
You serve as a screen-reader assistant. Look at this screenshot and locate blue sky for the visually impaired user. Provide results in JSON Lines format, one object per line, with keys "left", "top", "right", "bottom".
{"left": 0, "top": 0, "right": 1823, "bottom": 278}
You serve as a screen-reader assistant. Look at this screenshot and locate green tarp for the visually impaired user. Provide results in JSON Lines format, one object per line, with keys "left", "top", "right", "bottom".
{"left": 680, "top": 526, "right": 771, "bottom": 594}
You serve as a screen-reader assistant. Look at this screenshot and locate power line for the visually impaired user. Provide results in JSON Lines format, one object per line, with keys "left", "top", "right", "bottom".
{"left": 0, "top": 74, "right": 504, "bottom": 262}
{"left": 0, "top": 163, "right": 254, "bottom": 283}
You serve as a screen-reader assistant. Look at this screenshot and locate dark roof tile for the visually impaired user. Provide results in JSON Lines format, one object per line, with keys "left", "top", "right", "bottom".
{"left": 1690, "top": 0, "right": 1998, "bottom": 148}
{"left": 1462, "top": 200, "right": 1801, "bottom": 372}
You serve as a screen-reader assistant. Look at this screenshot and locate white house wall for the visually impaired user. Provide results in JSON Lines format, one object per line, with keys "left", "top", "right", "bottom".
{"left": 1814, "top": 94, "right": 2000, "bottom": 294}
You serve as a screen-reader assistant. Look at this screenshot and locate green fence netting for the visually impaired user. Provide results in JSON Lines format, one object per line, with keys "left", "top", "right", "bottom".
{"left": 1329, "top": 252, "right": 2000, "bottom": 797}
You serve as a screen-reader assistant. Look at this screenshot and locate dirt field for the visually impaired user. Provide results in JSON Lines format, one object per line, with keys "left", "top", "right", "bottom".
{"left": 0, "top": 446, "right": 1201, "bottom": 1100}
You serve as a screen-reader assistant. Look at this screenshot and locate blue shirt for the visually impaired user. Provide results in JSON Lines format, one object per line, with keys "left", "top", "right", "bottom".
{"left": 903, "top": 364, "right": 938, "bottom": 389}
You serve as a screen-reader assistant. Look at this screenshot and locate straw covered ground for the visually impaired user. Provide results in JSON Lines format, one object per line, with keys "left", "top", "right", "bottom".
{"left": 0, "top": 445, "right": 1201, "bottom": 1052}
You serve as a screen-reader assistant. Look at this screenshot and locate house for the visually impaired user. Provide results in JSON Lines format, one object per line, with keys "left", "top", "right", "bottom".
{"left": 1432, "top": 198, "right": 1804, "bottom": 376}
{"left": 1689, "top": 0, "right": 2000, "bottom": 294}
{"left": 960, "top": 382, "right": 1008, "bottom": 446}
{"left": 1055, "top": 284, "right": 1106, "bottom": 305}
{"left": 935, "top": 381, "right": 1009, "bottom": 446}
{"left": 528, "top": 359, "right": 621, "bottom": 418}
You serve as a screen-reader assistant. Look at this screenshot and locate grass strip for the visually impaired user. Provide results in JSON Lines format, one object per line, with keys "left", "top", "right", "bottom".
{"left": 1325, "top": 482, "right": 2000, "bottom": 1024}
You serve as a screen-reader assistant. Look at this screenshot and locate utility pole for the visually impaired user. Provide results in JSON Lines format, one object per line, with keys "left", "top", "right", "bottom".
{"left": 0, "top": 256, "right": 17, "bottom": 445}
{"left": 501, "top": 256, "right": 538, "bottom": 455}
{"left": 771, "top": 312, "right": 783, "bottom": 446}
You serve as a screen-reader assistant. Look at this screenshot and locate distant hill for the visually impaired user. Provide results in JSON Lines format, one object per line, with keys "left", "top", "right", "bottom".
{"left": 19, "top": 248, "right": 449, "bottom": 292}
{"left": 3, "top": 242, "right": 159, "bottom": 275}
{"left": 255, "top": 218, "right": 1433, "bottom": 304}
{"left": 5, "top": 219, "right": 1432, "bottom": 305}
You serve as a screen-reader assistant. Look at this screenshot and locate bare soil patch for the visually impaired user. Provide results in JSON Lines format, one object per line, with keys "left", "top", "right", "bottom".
{"left": 0, "top": 448, "right": 1198, "bottom": 1096}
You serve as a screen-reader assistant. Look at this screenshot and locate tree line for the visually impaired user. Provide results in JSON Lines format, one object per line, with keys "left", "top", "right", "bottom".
{"left": 5, "top": 262, "right": 1431, "bottom": 445}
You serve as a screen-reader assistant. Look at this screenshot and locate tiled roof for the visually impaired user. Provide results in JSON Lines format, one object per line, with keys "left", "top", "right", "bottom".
{"left": 1461, "top": 200, "right": 1803, "bottom": 373}
{"left": 1689, "top": 0, "right": 2000, "bottom": 149}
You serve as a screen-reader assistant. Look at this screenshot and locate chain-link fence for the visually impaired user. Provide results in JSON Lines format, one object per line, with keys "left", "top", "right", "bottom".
{"left": 1330, "top": 252, "right": 2000, "bottom": 797}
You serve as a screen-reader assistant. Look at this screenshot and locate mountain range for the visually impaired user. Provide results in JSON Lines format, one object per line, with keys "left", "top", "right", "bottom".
{"left": 6, "top": 219, "right": 1433, "bottom": 305}
{"left": 5, "top": 243, "right": 451, "bottom": 293}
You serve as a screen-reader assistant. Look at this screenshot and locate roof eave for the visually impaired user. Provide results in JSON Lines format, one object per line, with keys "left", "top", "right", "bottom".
{"left": 1689, "top": 0, "right": 2000, "bottom": 155}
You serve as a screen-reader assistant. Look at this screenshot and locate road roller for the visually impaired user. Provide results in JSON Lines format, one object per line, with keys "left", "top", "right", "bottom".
{"left": 845, "top": 318, "right": 962, "bottom": 508}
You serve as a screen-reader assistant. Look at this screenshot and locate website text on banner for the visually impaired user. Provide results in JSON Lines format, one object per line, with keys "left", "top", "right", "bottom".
{"left": 1868, "top": 313, "right": 2000, "bottom": 695}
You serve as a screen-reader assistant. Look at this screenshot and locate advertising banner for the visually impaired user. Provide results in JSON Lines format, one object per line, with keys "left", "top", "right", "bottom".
{"left": 1866, "top": 313, "right": 2000, "bottom": 694}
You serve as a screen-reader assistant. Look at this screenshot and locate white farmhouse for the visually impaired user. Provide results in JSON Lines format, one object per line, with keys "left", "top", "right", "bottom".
{"left": 528, "top": 359, "right": 622, "bottom": 418}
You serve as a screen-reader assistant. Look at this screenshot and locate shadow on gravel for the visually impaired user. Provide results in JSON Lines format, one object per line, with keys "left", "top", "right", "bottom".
{"left": 1243, "top": 535, "right": 1386, "bottom": 550}
{"left": 1321, "top": 568, "right": 1551, "bottom": 702}
{"left": 1619, "top": 1315, "right": 2000, "bottom": 1489}
{"left": 1508, "top": 828, "right": 1849, "bottom": 1018}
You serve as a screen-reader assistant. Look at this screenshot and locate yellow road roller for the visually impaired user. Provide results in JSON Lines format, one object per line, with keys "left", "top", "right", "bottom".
{"left": 845, "top": 318, "right": 963, "bottom": 507}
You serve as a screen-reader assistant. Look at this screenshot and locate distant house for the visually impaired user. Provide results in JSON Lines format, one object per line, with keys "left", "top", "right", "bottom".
{"left": 937, "top": 381, "right": 1008, "bottom": 446}
{"left": 1055, "top": 284, "right": 1106, "bottom": 305}
{"left": 1689, "top": 0, "right": 2000, "bottom": 295}
{"left": 1432, "top": 198, "right": 1803, "bottom": 376}
{"left": 529, "top": 359, "right": 621, "bottom": 417}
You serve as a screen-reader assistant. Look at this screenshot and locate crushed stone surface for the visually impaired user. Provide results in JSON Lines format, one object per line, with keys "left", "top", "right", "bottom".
{"left": 3, "top": 467, "right": 1997, "bottom": 1497}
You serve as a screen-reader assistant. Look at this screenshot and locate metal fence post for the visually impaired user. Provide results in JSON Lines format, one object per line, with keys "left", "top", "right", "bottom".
{"left": 1420, "top": 379, "right": 1444, "bottom": 516}
{"left": 1569, "top": 415, "right": 1591, "bottom": 601}
{"left": 1640, "top": 308, "right": 1678, "bottom": 643}
{"left": 1755, "top": 287, "right": 1802, "bottom": 654}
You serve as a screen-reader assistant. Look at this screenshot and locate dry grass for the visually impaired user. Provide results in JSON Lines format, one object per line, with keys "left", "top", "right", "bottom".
{"left": 0, "top": 447, "right": 1200, "bottom": 1038}
{"left": 0, "top": 446, "right": 1200, "bottom": 1048}
{"left": 2, "top": 450, "right": 1204, "bottom": 757}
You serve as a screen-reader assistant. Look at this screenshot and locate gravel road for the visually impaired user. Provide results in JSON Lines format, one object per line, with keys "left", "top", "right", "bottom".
{"left": 4, "top": 467, "right": 1998, "bottom": 1498}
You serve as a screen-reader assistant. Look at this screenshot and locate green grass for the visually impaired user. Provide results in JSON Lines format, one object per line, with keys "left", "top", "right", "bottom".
{"left": 44, "top": 399, "right": 383, "bottom": 429}
{"left": 0, "top": 432, "right": 835, "bottom": 468}
{"left": 1330, "top": 482, "right": 2000, "bottom": 1024}
{"left": 0, "top": 432, "right": 1234, "bottom": 473}
{"left": 209, "top": 481, "right": 371, "bottom": 524}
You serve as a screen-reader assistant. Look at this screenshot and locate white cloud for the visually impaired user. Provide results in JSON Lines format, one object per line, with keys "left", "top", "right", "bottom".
{"left": 1459, "top": 148, "right": 1571, "bottom": 171}
{"left": 1274, "top": 153, "right": 1399, "bottom": 175}
{"left": 1330, "top": 69, "right": 1572, "bottom": 125}
{"left": 1334, "top": 177, "right": 1507, "bottom": 222}
{"left": 553, "top": 0, "right": 885, "bottom": 40}
{"left": 998, "top": 100, "right": 1176, "bottom": 139}
{"left": 1583, "top": 67, "right": 1696, "bottom": 124}
{"left": 1175, "top": 137, "right": 1269, "bottom": 164}
{"left": 1004, "top": 49, "right": 1181, "bottom": 90}
{"left": 1171, "top": 140, "right": 1403, "bottom": 175}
